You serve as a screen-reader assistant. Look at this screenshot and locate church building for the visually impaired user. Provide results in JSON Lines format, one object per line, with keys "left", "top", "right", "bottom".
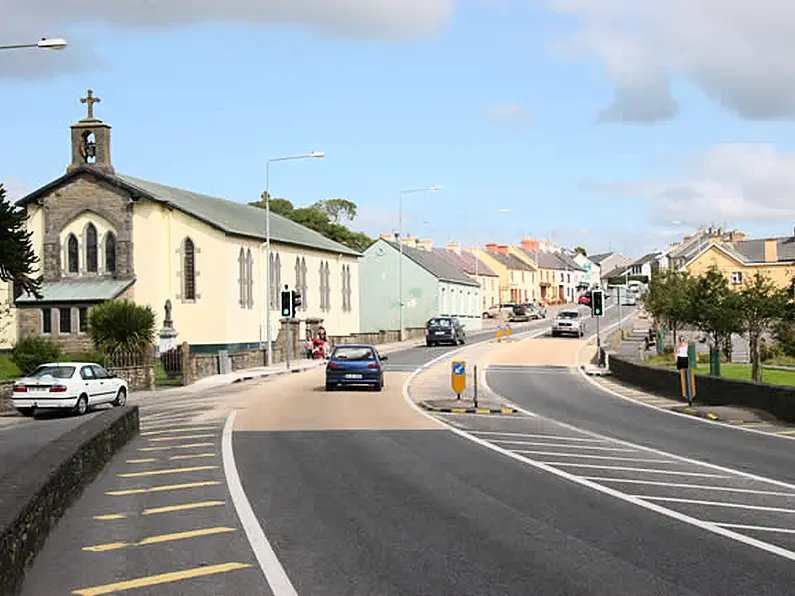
{"left": 7, "top": 90, "right": 361, "bottom": 353}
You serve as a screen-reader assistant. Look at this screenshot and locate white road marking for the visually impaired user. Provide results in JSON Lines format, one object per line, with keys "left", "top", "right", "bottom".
{"left": 222, "top": 411, "right": 298, "bottom": 596}
{"left": 581, "top": 477, "right": 795, "bottom": 497}
{"left": 514, "top": 450, "right": 671, "bottom": 463}
{"left": 494, "top": 440, "right": 636, "bottom": 452}
{"left": 633, "top": 496, "right": 795, "bottom": 514}
{"left": 714, "top": 523, "right": 795, "bottom": 534}
{"left": 540, "top": 463, "right": 730, "bottom": 477}
{"left": 473, "top": 431, "right": 607, "bottom": 443}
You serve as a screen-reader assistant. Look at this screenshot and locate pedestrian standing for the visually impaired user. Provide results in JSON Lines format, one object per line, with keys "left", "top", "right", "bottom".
{"left": 676, "top": 338, "right": 689, "bottom": 370}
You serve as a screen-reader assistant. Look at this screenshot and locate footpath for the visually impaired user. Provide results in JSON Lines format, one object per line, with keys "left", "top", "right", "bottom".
{"left": 583, "top": 314, "right": 795, "bottom": 438}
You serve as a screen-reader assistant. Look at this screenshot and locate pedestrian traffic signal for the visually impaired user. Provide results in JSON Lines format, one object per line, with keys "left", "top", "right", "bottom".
{"left": 591, "top": 289, "right": 604, "bottom": 317}
{"left": 280, "top": 290, "right": 291, "bottom": 318}
{"left": 292, "top": 291, "right": 302, "bottom": 314}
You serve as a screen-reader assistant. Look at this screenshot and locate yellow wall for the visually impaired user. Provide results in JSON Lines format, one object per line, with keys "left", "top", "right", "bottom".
{"left": 0, "top": 280, "right": 17, "bottom": 349}
{"left": 474, "top": 274, "right": 500, "bottom": 311}
{"left": 686, "top": 245, "right": 795, "bottom": 288}
{"left": 506, "top": 247, "right": 541, "bottom": 301}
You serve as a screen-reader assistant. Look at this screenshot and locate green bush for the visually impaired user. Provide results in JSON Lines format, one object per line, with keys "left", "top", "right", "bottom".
{"left": 11, "top": 335, "right": 61, "bottom": 375}
{"left": 59, "top": 350, "right": 108, "bottom": 367}
{"left": 89, "top": 299, "right": 156, "bottom": 354}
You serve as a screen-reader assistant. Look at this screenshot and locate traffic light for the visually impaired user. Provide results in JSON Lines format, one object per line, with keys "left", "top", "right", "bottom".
{"left": 591, "top": 289, "right": 604, "bottom": 317}
{"left": 292, "top": 291, "right": 302, "bottom": 315}
{"left": 280, "top": 290, "right": 291, "bottom": 318}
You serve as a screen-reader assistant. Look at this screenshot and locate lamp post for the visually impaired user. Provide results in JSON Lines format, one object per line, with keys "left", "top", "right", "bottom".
{"left": 0, "top": 38, "right": 67, "bottom": 51}
{"left": 398, "top": 185, "right": 440, "bottom": 341}
{"left": 264, "top": 151, "right": 325, "bottom": 366}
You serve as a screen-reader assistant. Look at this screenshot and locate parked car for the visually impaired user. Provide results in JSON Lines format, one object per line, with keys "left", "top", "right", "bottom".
{"left": 551, "top": 309, "right": 586, "bottom": 338}
{"left": 483, "top": 303, "right": 516, "bottom": 319}
{"left": 525, "top": 303, "right": 547, "bottom": 319}
{"left": 325, "top": 344, "right": 387, "bottom": 391}
{"left": 425, "top": 317, "right": 466, "bottom": 346}
{"left": 578, "top": 292, "right": 592, "bottom": 306}
{"left": 12, "top": 362, "right": 128, "bottom": 417}
{"left": 509, "top": 304, "right": 531, "bottom": 322}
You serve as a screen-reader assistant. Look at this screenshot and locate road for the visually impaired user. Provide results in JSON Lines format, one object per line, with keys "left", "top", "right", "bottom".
{"left": 20, "top": 301, "right": 795, "bottom": 595}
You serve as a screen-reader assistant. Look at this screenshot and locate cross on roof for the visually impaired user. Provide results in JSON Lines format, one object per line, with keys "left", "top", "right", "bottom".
{"left": 80, "top": 89, "right": 100, "bottom": 119}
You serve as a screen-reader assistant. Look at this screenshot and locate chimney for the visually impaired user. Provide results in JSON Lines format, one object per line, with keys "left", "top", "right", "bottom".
{"left": 485, "top": 243, "right": 499, "bottom": 252}
{"left": 401, "top": 235, "right": 417, "bottom": 248}
{"left": 764, "top": 239, "right": 778, "bottom": 262}
{"left": 496, "top": 244, "right": 509, "bottom": 254}
{"left": 446, "top": 242, "right": 461, "bottom": 254}
{"left": 416, "top": 239, "right": 433, "bottom": 252}
{"left": 521, "top": 237, "right": 539, "bottom": 251}
{"left": 379, "top": 233, "right": 395, "bottom": 241}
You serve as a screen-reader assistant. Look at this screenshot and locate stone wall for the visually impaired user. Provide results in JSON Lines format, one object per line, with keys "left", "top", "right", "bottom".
{"left": 0, "top": 381, "right": 13, "bottom": 413}
{"left": 107, "top": 365, "right": 154, "bottom": 392}
{"left": 329, "top": 327, "right": 425, "bottom": 347}
{"left": 230, "top": 349, "right": 264, "bottom": 371}
{"left": 187, "top": 353, "right": 219, "bottom": 384}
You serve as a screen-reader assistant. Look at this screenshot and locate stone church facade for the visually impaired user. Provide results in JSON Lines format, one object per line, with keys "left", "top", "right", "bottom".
{"left": 9, "top": 90, "right": 361, "bottom": 353}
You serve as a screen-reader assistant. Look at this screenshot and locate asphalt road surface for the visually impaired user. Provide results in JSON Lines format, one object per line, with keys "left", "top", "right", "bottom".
{"left": 27, "top": 302, "right": 795, "bottom": 595}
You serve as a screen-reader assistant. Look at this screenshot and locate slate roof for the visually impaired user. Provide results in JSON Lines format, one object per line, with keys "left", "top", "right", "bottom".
{"left": 16, "top": 278, "right": 134, "bottom": 303}
{"left": 433, "top": 248, "right": 498, "bottom": 277}
{"left": 486, "top": 250, "right": 536, "bottom": 271}
{"left": 383, "top": 241, "right": 479, "bottom": 286}
{"left": 516, "top": 247, "right": 585, "bottom": 271}
{"left": 693, "top": 238, "right": 795, "bottom": 265}
{"left": 630, "top": 252, "right": 662, "bottom": 266}
{"left": 588, "top": 252, "right": 613, "bottom": 265}
{"left": 16, "top": 166, "right": 360, "bottom": 257}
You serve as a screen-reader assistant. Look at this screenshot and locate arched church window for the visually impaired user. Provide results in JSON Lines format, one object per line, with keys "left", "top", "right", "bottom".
{"left": 183, "top": 238, "right": 196, "bottom": 300}
{"left": 85, "top": 223, "right": 98, "bottom": 273}
{"left": 105, "top": 232, "right": 116, "bottom": 273}
{"left": 67, "top": 234, "right": 79, "bottom": 273}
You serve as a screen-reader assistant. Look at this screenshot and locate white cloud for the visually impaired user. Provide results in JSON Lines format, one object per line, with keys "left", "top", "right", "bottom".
{"left": 0, "top": 0, "right": 454, "bottom": 78}
{"left": 589, "top": 143, "right": 795, "bottom": 226}
{"left": 0, "top": 177, "right": 30, "bottom": 203}
{"left": 486, "top": 103, "right": 531, "bottom": 125}
{"left": 544, "top": 0, "right": 795, "bottom": 121}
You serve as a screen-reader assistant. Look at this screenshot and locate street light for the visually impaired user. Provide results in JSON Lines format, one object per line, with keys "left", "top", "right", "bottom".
{"left": 263, "top": 151, "right": 325, "bottom": 366}
{"left": 398, "top": 185, "right": 441, "bottom": 340}
{"left": 0, "top": 38, "right": 68, "bottom": 51}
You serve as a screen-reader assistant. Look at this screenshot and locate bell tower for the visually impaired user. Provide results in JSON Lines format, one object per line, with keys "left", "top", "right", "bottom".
{"left": 67, "top": 89, "right": 115, "bottom": 175}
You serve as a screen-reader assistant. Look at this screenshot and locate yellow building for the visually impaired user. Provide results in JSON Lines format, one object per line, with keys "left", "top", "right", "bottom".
{"left": 439, "top": 243, "right": 500, "bottom": 312}
{"left": 7, "top": 91, "right": 360, "bottom": 353}
{"left": 475, "top": 244, "right": 538, "bottom": 304}
{"left": 684, "top": 237, "right": 795, "bottom": 288}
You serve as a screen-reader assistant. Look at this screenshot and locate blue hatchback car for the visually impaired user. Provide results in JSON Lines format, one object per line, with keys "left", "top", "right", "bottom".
{"left": 325, "top": 344, "right": 387, "bottom": 391}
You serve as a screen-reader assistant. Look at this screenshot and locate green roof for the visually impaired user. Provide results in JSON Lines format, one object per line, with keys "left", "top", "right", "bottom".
{"left": 16, "top": 278, "right": 134, "bottom": 304}
{"left": 116, "top": 174, "right": 360, "bottom": 257}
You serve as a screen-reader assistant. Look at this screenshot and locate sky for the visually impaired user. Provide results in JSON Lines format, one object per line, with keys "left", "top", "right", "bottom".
{"left": 3, "top": 0, "right": 795, "bottom": 259}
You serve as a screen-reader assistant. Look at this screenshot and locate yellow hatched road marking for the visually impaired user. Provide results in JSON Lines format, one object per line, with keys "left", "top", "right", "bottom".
{"left": 148, "top": 434, "right": 216, "bottom": 442}
{"left": 141, "top": 427, "right": 218, "bottom": 436}
{"left": 142, "top": 421, "right": 220, "bottom": 430}
{"left": 106, "top": 480, "right": 220, "bottom": 496}
{"left": 93, "top": 514, "right": 126, "bottom": 520}
{"left": 72, "top": 562, "right": 251, "bottom": 595}
{"left": 118, "top": 465, "right": 218, "bottom": 478}
{"left": 143, "top": 500, "right": 226, "bottom": 515}
{"left": 775, "top": 429, "right": 795, "bottom": 435}
{"left": 169, "top": 452, "right": 217, "bottom": 460}
{"left": 83, "top": 526, "right": 236, "bottom": 552}
{"left": 126, "top": 458, "right": 157, "bottom": 464}
{"left": 138, "top": 442, "right": 215, "bottom": 452}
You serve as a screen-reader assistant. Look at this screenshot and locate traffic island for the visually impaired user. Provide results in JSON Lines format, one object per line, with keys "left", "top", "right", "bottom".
{"left": 0, "top": 406, "right": 140, "bottom": 596}
{"left": 420, "top": 399, "right": 518, "bottom": 415}
{"left": 670, "top": 405, "right": 721, "bottom": 421}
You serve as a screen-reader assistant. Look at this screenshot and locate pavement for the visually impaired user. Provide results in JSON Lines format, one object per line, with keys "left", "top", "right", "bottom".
{"left": 18, "top": 300, "right": 795, "bottom": 595}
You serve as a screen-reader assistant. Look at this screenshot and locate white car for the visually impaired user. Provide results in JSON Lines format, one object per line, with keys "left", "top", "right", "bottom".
{"left": 551, "top": 309, "right": 586, "bottom": 338}
{"left": 12, "top": 362, "right": 129, "bottom": 417}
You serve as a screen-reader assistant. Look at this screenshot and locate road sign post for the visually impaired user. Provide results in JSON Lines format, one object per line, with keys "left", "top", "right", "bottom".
{"left": 451, "top": 361, "right": 466, "bottom": 399}
{"left": 680, "top": 368, "right": 696, "bottom": 406}
{"left": 473, "top": 364, "right": 478, "bottom": 408}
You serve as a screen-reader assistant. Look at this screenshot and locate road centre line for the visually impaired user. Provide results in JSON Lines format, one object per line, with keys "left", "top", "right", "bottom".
{"left": 118, "top": 465, "right": 218, "bottom": 478}
{"left": 472, "top": 431, "right": 607, "bottom": 443}
{"left": 493, "top": 440, "right": 637, "bottom": 452}
{"left": 513, "top": 450, "right": 672, "bottom": 463}
{"left": 633, "top": 495, "right": 795, "bottom": 514}
{"left": 714, "top": 523, "right": 795, "bottom": 535}
{"left": 541, "top": 463, "right": 731, "bottom": 477}
{"left": 106, "top": 480, "right": 220, "bottom": 496}
{"left": 83, "top": 526, "right": 235, "bottom": 552}
{"left": 93, "top": 501, "right": 226, "bottom": 521}
{"left": 138, "top": 442, "right": 216, "bottom": 451}
{"left": 141, "top": 427, "right": 218, "bottom": 436}
{"left": 71, "top": 561, "right": 252, "bottom": 596}
{"left": 580, "top": 477, "right": 795, "bottom": 497}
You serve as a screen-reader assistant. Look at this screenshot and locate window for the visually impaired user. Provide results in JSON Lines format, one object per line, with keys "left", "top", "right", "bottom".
{"left": 269, "top": 252, "right": 281, "bottom": 308}
{"left": 341, "top": 265, "right": 351, "bottom": 312}
{"left": 78, "top": 307, "right": 88, "bottom": 333}
{"left": 183, "top": 238, "right": 196, "bottom": 300}
{"left": 67, "top": 234, "right": 79, "bottom": 273}
{"left": 323, "top": 262, "right": 331, "bottom": 311}
{"left": 246, "top": 249, "right": 254, "bottom": 309}
{"left": 319, "top": 261, "right": 327, "bottom": 311}
{"left": 59, "top": 307, "right": 72, "bottom": 334}
{"left": 346, "top": 265, "right": 352, "bottom": 312}
{"left": 238, "top": 248, "right": 246, "bottom": 307}
{"left": 85, "top": 223, "right": 98, "bottom": 272}
{"left": 42, "top": 308, "right": 52, "bottom": 334}
{"left": 300, "top": 257, "right": 307, "bottom": 310}
{"left": 732, "top": 271, "right": 743, "bottom": 284}
{"left": 105, "top": 232, "right": 116, "bottom": 273}
{"left": 80, "top": 365, "right": 95, "bottom": 380}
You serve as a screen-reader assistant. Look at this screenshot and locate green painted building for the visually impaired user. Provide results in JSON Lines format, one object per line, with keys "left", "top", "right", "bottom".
{"left": 359, "top": 239, "right": 482, "bottom": 333}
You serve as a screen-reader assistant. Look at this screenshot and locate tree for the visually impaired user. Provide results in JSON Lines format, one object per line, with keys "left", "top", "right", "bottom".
{"left": 88, "top": 299, "right": 156, "bottom": 355}
{"left": 315, "top": 198, "right": 357, "bottom": 224}
{"left": 573, "top": 246, "right": 587, "bottom": 257}
{"left": 687, "top": 266, "right": 744, "bottom": 365}
{"left": 737, "top": 272, "right": 789, "bottom": 382}
{"left": 643, "top": 268, "right": 693, "bottom": 346}
{"left": 0, "top": 184, "right": 41, "bottom": 299}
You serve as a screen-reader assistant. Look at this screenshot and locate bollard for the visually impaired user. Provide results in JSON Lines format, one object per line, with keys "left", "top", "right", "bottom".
{"left": 473, "top": 364, "right": 478, "bottom": 408}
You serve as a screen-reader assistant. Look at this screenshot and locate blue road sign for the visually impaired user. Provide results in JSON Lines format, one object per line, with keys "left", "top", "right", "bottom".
{"left": 452, "top": 363, "right": 465, "bottom": 375}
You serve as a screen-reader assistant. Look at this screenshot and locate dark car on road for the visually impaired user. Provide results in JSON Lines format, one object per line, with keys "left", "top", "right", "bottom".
{"left": 325, "top": 344, "right": 387, "bottom": 392}
{"left": 425, "top": 317, "right": 466, "bottom": 347}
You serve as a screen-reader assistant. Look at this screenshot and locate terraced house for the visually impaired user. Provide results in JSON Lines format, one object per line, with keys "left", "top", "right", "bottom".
{"left": 5, "top": 91, "right": 360, "bottom": 352}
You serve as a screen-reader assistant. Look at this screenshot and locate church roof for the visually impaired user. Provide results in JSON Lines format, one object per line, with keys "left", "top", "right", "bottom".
{"left": 15, "top": 278, "right": 134, "bottom": 304}
{"left": 16, "top": 167, "right": 360, "bottom": 257}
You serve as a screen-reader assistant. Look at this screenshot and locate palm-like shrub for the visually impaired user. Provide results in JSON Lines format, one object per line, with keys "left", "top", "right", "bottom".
{"left": 89, "top": 299, "right": 156, "bottom": 355}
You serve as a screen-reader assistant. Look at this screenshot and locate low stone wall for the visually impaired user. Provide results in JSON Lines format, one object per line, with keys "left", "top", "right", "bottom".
{"left": 609, "top": 353, "right": 795, "bottom": 423}
{"left": 188, "top": 353, "right": 219, "bottom": 384}
{"left": 0, "top": 406, "right": 139, "bottom": 596}
{"left": 0, "top": 381, "right": 13, "bottom": 413}
{"left": 107, "top": 364, "right": 155, "bottom": 392}
{"left": 330, "top": 327, "right": 425, "bottom": 347}
{"left": 230, "top": 349, "right": 264, "bottom": 371}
